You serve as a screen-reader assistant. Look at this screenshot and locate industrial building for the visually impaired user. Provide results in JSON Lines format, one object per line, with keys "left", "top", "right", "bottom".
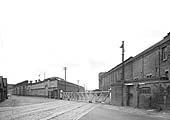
{"left": 13, "top": 77, "right": 84, "bottom": 99}
{"left": 99, "top": 32, "right": 170, "bottom": 109}
{"left": 0, "top": 76, "right": 7, "bottom": 102}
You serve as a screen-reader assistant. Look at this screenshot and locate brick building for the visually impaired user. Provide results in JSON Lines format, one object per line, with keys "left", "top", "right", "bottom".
{"left": 14, "top": 80, "right": 28, "bottom": 96}
{"left": 98, "top": 72, "right": 106, "bottom": 90}
{"left": 0, "top": 76, "right": 7, "bottom": 102}
{"left": 7, "top": 84, "right": 15, "bottom": 95}
{"left": 99, "top": 32, "right": 170, "bottom": 109}
{"left": 13, "top": 77, "right": 85, "bottom": 99}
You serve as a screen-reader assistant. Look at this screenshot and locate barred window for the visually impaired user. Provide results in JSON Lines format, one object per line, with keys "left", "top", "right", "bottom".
{"left": 139, "top": 87, "right": 151, "bottom": 94}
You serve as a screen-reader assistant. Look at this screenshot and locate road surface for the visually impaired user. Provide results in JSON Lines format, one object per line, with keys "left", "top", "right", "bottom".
{"left": 0, "top": 95, "right": 169, "bottom": 120}
{"left": 0, "top": 95, "right": 96, "bottom": 120}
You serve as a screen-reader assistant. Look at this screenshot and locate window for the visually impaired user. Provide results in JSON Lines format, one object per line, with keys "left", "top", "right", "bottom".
{"left": 165, "top": 70, "right": 169, "bottom": 78}
{"left": 162, "top": 46, "right": 167, "bottom": 61}
{"left": 139, "top": 87, "right": 151, "bottom": 94}
{"left": 146, "top": 74, "right": 152, "bottom": 78}
{"left": 155, "top": 67, "right": 158, "bottom": 72}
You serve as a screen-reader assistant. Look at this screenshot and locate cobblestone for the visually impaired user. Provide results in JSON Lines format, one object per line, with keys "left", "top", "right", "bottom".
{"left": 0, "top": 96, "right": 97, "bottom": 120}
{"left": 1, "top": 95, "right": 170, "bottom": 120}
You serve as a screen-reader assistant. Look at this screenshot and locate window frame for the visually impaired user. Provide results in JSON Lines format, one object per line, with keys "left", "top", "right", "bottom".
{"left": 162, "top": 46, "right": 168, "bottom": 61}
{"left": 139, "top": 87, "right": 151, "bottom": 94}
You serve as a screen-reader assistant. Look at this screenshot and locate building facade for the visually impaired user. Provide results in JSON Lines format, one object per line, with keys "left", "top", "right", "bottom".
{"left": 99, "top": 33, "right": 170, "bottom": 109}
{"left": 13, "top": 77, "right": 85, "bottom": 99}
{"left": 98, "top": 72, "right": 106, "bottom": 90}
{"left": 0, "top": 76, "right": 7, "bottom": 102}
{"left": 7, "top": 84, "right": 15, "bottom": 95}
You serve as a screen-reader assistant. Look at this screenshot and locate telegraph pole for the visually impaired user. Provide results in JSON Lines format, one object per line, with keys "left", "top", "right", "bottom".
{"left": 64, "top": 67, "right": 67, "bottom": 92}
{"left": 120, "top": 41, "right": 125, "bottom": 106}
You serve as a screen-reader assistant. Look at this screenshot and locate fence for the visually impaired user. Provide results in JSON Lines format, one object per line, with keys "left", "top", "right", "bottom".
{"left": 62, "top": 91, "right": 111, "bottom": 104}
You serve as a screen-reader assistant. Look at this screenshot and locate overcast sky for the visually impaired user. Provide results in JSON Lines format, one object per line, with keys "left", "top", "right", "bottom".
{"left": 0, "top": 0, "right": 170, "bottom": 90}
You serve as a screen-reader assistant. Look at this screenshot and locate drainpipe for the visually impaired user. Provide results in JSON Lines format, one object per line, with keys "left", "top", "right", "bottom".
{"left": 158, "top": 46, "right": 161, "bottom": 78}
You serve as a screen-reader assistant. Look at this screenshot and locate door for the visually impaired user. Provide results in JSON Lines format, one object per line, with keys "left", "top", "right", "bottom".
{"left": 127, "top": 85, "right": 134, "bottom": 106}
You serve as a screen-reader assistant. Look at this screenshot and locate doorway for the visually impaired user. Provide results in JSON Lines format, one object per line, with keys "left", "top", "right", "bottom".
{"left": 127, "top": 85, "right": 134, "bottom": 106}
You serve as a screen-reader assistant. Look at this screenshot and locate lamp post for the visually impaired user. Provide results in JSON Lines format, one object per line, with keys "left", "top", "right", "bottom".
{"left": 64, "top": 67, "right": 67, "bottom": 92}
{"left": 120, "top": 41, "right": 125, "bottom": 106}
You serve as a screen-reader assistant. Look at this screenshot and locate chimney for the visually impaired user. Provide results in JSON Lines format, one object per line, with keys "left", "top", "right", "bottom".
{"left": 164, "top": 32, "right": 170, "bottom": 39}
{"left": 167, "top": 32, "right": 170, "bottom": 36}
{"left": 30, "top": 81, "right": 32, "bottom": 84}
{"left": 38, "top": 79, "right": 41, "bottom": 82}
{"left": 35, "top": 80, "right": 37, "bottom": 83}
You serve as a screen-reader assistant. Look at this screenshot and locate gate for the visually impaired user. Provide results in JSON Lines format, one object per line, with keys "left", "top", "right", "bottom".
{"left": 62, "top": 91, "right": 111, "bottom": 104}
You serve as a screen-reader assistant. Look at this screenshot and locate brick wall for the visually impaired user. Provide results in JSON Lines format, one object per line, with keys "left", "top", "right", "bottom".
{"left": 143, "top": 49, "right": 160, "bottom": 78}
{"left": 133, "top": 57, "right": 143, "bottom": 80}
{"left": 0, "top": 77, "right": 8, "bottom": 101}
{"left": 125, "top": 62, "right": 133, "bottom": 81}
{"left": 58, "top": 80, "right": 84, "bottom": 92}
{"left": 160, "top": 40, "right": 170, "bottom": 78}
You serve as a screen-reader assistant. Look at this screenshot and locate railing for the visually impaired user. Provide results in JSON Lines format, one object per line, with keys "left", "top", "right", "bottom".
{"left": 62, "top": 91, "right": 111, "bottom": 104}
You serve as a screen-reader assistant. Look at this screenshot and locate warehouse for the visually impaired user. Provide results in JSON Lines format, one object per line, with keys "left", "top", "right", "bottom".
{"left": 99, "top": 32, "right": 170, "bottom": 109}
{"left": 13, "top": 77, "right": 84, "bottom": 99}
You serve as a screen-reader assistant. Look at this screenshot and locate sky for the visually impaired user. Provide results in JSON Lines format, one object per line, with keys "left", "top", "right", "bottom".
{"left": 0, "top": 0, "right": 170, "bottom": 90}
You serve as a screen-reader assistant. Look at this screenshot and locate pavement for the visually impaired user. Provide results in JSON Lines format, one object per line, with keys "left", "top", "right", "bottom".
{"left": 79, "top": 104, "right": 170, "bottom": 120}
{"left": 0, "top": 95, "right": 170, "bottom": 120}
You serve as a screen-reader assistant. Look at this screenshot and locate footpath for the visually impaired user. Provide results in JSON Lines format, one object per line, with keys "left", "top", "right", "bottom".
{"left": 102, "top": 104, "right": 170, "bottom": 120}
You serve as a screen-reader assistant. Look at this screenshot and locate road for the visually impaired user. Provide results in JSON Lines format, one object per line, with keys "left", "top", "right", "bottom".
{"left": 0, "top": 95, "right": 97, "bottom": 120}
{"left": 0, "top": 96, "right": 169, "bottom": 120}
